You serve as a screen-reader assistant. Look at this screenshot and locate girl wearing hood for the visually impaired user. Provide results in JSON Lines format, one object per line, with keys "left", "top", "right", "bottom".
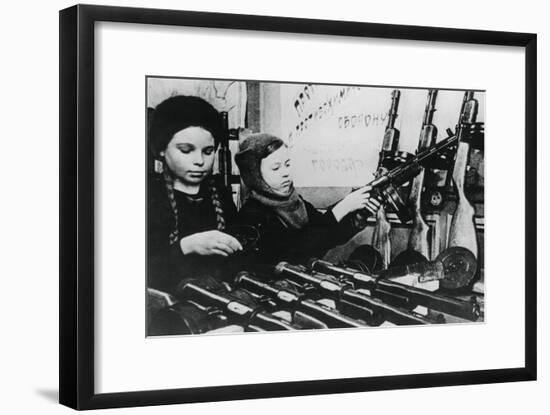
{"left": 235, "top": 133, "right": 380, "bottom": 268}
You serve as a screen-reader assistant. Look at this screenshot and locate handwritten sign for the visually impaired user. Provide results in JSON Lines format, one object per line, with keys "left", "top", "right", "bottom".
{"left": 276, "top": 84, "right": 484, "bottom": 187}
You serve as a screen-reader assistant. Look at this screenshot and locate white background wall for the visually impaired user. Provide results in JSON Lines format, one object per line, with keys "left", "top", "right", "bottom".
{"left": 0, "top": 0, "right": 546, "bottom": 414}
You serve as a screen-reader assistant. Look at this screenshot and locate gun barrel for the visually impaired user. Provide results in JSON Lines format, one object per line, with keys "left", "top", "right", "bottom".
{"left": 387, "top": 161, "right": 422, "bottom": 184}
{"left": 417, "top": 89, "right": 439, "bottom": 150}
{"left": 386, "top": 89, "right": 401, "bottom": 129}
{"left": 422, "top": 89, "right": 438, "bottom": 125}
{"left": 309, "top": 259, "right": 480, "bottom": 321}
{"left": 382, "top": 89, "right": 401, "bottom": 152}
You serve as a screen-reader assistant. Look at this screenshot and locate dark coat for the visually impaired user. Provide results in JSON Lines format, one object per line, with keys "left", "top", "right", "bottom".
{"left": 147, "top": 174, "right": 241, "bottom": 295}
{"left": 236, "top": 196, "right": 358, "bottom": 269}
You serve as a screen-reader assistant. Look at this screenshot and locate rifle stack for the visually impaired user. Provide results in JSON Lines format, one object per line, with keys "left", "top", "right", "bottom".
{"left": 148, "top": 253, "right": 482, "bottom": 335}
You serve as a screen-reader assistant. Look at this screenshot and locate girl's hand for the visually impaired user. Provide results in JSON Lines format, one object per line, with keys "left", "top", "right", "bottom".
{"left": 179, "top": 230, "right": 243, "bottom": 257}
{"left": 332, "top": 185, "right": 381, "bottom": 222}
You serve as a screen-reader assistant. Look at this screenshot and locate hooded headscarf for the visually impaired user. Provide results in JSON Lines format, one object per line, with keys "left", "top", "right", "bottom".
{"left": 235, "top": 133, "right": 308, "bottom": 229}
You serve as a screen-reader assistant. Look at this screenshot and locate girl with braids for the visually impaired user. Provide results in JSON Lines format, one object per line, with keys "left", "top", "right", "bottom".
{"left": 148, "top": 95, "right": 243, "bottom": 294}
{"left": 235, "top": 133, "right": 382, "bottom": 269}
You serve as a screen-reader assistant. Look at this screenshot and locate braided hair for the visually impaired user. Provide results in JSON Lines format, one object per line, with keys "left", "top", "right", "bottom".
{"left": 149, "top": 95, "right": 227, "bottom": 245}
{"left": 207, "top": 175, "right": 227, "bottom": 231}
{"left": 163, "top": 167, "right": 227, "bottom": 245}
{"left": 162, "top": 168, "right": 180, "bottom": 245}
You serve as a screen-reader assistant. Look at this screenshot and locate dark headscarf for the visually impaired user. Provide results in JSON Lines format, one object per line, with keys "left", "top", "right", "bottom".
{"left": 235, "top": 133, "right": 308, "bottom": 229}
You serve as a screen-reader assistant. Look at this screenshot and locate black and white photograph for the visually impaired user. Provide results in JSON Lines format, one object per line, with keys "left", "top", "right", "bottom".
{"left": 146, "top": 77, "right": 485, "bottom": 336}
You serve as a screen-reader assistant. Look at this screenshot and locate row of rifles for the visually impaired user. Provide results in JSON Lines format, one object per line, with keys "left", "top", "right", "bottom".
{"left": 148, "top": 254, "right": 481, "bottom": 335}
{"left": 355, "top": 89, "right": 484, "bottom": 291}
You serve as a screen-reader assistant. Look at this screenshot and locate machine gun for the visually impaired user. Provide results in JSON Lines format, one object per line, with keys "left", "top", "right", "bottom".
{"left": 407, "top": 89, "right": 438, "bottom": 259}
{"left": 178, "top": 280, "right": 298, "bottom": 332}
{"left": 235, "top": 271, "right": 368, "bottom": 329}
{"left": 308, "top": 258, "right": 480, "bottom": 321}
{"left": 274, "top": 262, "right": 441, "bottom": 326}
{"left": 372, "top": 89, "right": 402, "bottom": 268}
{"left": 448, "top": 91, "right": 480, "bottom": 259}
{"left": 361, "top": 127, "right": 467, "bottom": 223}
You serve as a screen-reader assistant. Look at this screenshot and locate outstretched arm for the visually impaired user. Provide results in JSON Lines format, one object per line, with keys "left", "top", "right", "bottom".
{"left": 331, "top": 185, "right": 381, "bottom": 222}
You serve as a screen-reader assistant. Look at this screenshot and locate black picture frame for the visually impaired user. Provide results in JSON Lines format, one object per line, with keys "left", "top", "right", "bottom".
{"left": 59, "top": 4, "right": 537, "bottom": 410}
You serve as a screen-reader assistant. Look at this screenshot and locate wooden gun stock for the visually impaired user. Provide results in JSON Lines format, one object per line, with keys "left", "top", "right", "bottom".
{"left": 448, "top": 92, "right": 478, "bottom": 258}
{"left": 408, "top": 168, "right": 430, "bottom": 258}
{"left": 372, "top": 206, "right": 392, "bottom": 268}
{"left": 407, "top": 89, "right": 438, "bottom": 260}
